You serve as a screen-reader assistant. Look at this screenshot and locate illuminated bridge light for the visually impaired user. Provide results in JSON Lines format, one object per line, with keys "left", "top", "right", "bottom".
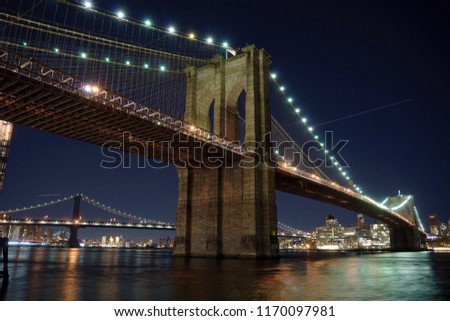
{"left": 83, "top": 84, "right": 92, "bottom": 93}
{"left": 168, "top": 26, "right": 176, "bottom": 33}
{"left": 54, "top": 48, "right": 59, "bottom": 53}
{"left": 206, "top": 37, "right": 213, "bottom": 44}
{"left": 280, "top": 86, "right": 285, "bottom": 91}
{"left": 160, "top": 65, "right": 166, "bottom": 71}
{"left": 144, "top": 19, "right": 151, "bottom": 26}
{"left": 117, "top": 11, "right": 125, "bottom": 19}
{"left": 222, "top": 42, "right": 229, "bottom": 48}
{"left": 84, "top": 1, "right": 92, "bottom": 8}
{"left": 125, "top": 60, "right": 131, "bottom": 65}
{"left": 288, "top": 97, "right": 293, "bottom": 103}
{"left": 189, "top": 33, "right": 195, "bottom": 39}
{"left": 295, "top": 108, "right": 300, "bottom": 113}
{"left": 301, "top": 117, "right": 307, "bottom": 123}
{"left": 80, "top": 52, "right": 87, "bottom": 59}
{"left": 271, "top": 73, "right": 277, "bottom": 79}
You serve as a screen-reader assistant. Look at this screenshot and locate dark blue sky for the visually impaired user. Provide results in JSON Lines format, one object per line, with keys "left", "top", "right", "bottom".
{"left": 1, "top": 0, "right": 450, "bottom": 240}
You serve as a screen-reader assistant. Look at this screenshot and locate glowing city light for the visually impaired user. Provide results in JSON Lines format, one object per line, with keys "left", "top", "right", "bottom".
{"left": 206, "top": 37, "right": 213, "bottom": 43}
{"left": 54, "top": 48, "right": 59, "bottom": 53}
{"left": 84, "top": 1, "right": 92, "bottom": 9}
{"left": 144, "top": 19, "right": 151, "bottom": 26}
{"left": 160, "top": 65, "right": 166, "bottom": 71}
{"left": 280, "top": 86, "right": 285, "bottom": 91}
{"left": 81, "top": 52, "right": 87, "bottom": 59}
{"left": 117, "top": 11, "right": 125, "bottom": 19}
{"left": 189, "top": 33, "right": 195, "bottom": 39}
{"left": 144, "top": 63, "right": 149, "bottom": 68}
{"left": 105, "top": 57, "right": 110, "bottom": 62}
{"left": 295, "top": 108, "right": 300, "bottom": 113}
{"left": 288, "top": 97, "right": 293, "bottom": 103}
{"left": 125, "top": 60, "right": 130, "bottom": 65}
{"left": 168, "top": 26, "right": 175, "bottom": 33}
{"left": 222, "top": 42, "right": 229, "bottom": 48}
{"left": 301, "top": 117, "right": 307, "bottom": 123}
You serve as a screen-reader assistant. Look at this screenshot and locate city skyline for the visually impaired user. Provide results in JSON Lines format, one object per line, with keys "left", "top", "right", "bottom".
{"left": 1, "top": 0, "right": 449, "bottom": 241}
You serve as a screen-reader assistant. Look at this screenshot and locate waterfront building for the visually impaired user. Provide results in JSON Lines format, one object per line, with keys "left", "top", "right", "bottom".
{"left": 429, "top": 213, "right": 441, "bottom": 236}
{"left": 370, "top": 223, "right": 390, "bottom": 248}
{"left": 315, "top": 215, "right": 345, "bottom": 249}
{"left": 441, "top": 223, "right": 448, "bottom": 237}
{"left": 314, "top": 215, "right": 391, "bottom": 250}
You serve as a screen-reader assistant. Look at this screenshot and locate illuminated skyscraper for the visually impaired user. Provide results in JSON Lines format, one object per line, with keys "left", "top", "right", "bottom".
{"left": 440, "top": 223, "right": 448, "bottom": 237}
{"left": 0, "top": 120, "right": 13, "bottom": 191}
{"left": 428, "top": 214, "right": 441, "bottom": 236}
{"left": 357, "top": 214, "right": 365, "bottom": 228}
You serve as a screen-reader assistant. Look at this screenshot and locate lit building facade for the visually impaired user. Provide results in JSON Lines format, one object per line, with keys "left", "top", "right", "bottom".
{"left": 0, "top": 120, "right": 13, "bottom": 191}
{"left": 428, "top": 214, "right": 441, "bottom": 236}
{"left": 314, "top": 215, "right": 391, "bottom": 250}
{"left": 315, "top": 215, "right": 345, "bottom": 249}
{"left": 370, "top": 223, "right": 390, "bottom": 248}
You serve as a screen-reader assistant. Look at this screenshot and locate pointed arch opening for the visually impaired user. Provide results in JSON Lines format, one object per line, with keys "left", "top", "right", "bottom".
{"left": 208, "top": 99, "right": 215, "bottom": 133}
{"left": 236, "top": 90, "right": 246, "bottom": 144}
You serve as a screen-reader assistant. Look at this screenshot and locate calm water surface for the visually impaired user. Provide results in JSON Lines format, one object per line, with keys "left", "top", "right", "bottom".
{"left": 2, "top": 248, "right": 449, "bottom": 300}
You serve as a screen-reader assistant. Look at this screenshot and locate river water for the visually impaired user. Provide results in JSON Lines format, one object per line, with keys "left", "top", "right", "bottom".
{"left": 2, "top": 247, "right": 449, "bottom": 300}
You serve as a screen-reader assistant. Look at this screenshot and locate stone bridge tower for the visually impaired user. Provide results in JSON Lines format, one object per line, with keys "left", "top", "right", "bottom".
{"left": 173, "top": 45, "right": 278, "bottom": 258}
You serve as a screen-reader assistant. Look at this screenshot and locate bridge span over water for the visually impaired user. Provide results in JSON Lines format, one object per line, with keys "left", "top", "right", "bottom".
{"left": 0, "top": 1, "right": 426, "bottom": 257}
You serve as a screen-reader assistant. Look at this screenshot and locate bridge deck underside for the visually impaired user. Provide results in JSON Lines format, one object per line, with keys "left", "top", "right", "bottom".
{"left": 0, "top": 68, "right": 238, "bottom": 165}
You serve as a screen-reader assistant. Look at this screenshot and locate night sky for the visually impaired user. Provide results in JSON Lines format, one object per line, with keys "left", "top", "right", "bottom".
{"left": 1, "top": 0, "right": 450, "bottom": 241}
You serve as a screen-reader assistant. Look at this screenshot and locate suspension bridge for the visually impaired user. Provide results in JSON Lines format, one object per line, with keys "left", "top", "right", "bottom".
{"left": 0, "top": 0, "right": 426, "bottom": 258}
{"left": 0, "top": 193, "right": 307, "bottom": 243}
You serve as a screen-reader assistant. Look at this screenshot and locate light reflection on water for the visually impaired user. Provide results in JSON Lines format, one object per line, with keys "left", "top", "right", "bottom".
{"left": 2, "top": 248, "right": 449, "bottom": 300}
